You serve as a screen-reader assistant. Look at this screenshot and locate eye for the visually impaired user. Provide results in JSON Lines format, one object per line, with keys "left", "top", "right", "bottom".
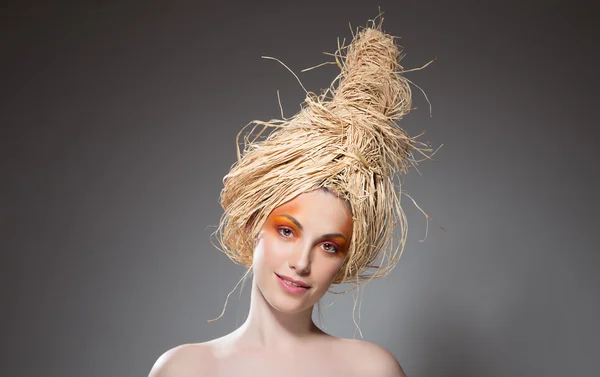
{"left": 321, "top": 242, "right": 338, "bottom": 254}
{"left": 277, "top": 227, "right": 294, "bottom": 238}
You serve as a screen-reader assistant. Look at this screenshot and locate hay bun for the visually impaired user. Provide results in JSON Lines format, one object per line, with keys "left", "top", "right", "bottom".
{"left": 216, "top": 17, "right": 433, "bottom": 286}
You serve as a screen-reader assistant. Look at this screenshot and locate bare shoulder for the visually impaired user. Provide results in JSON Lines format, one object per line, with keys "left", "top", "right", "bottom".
{"left": 148, "top": 343, "right": 216, "bottom": 377}
{"left": 339, "top": 338, "right": 407, "bottom": 377}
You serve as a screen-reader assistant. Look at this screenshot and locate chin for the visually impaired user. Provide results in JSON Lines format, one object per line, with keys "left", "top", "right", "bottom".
{"left": 271, "top": 300, "right": 312, "bottom": 314}
{"left": 262, "top": 285, "right": 316, "bottom": 314}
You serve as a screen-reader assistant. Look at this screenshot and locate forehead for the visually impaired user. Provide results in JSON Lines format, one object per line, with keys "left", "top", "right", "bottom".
{"left": 269, "top": 190, "right": 353, "bottom": 234}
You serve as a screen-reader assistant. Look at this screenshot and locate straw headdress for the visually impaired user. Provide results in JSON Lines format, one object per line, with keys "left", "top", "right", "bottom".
{"left": 216, "top": 17, "right": 432, "bottom": 286}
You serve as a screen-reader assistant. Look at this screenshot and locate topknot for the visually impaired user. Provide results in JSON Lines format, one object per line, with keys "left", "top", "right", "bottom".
{"left": 216, "top": 17, "right": 433, "bottom": 286}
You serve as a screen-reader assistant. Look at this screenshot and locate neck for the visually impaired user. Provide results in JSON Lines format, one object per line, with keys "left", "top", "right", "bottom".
{"left": 235, "top": 278, "right": 323, "bottom": 350}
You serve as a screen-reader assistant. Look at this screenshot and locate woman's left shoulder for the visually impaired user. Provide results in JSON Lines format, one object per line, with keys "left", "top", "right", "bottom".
{"left": 337, "top": 338, "right": 407, "bottom": 377}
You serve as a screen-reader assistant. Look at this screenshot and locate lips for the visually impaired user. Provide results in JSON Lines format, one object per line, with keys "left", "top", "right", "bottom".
{"left": 275, "top": 273, "right": 311, "bottom": 288}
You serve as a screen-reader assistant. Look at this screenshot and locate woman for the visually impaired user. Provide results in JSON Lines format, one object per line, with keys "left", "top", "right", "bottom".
{"left": 149, "top": 17, "right": 432, "bottom": 377}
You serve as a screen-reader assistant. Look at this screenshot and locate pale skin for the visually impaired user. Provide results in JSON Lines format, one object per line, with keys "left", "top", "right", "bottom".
{"left": 149, "top": 189, "right": 407, "bottom": 377}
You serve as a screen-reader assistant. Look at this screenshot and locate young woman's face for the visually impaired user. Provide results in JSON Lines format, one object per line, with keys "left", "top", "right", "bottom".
{"left": 252, "top": 189, "right": 353, "bottom": 314}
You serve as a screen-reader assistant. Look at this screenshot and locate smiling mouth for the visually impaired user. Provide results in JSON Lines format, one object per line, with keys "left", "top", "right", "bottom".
{"left": 275, "top": 273, "right": 311, "bottom": 289}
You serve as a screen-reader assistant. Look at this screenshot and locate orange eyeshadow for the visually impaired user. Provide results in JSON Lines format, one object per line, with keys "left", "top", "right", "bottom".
{"left": 327, "top": 237, "right": 348, "bottom": 252}
{"left": 328, "top": 236, "right": 347, "bottom": 246}
{"left": 272, "top": 215, "right": 299, "bottom": 231}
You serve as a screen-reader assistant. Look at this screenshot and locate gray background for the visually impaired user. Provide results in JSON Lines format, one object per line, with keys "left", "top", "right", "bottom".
{"left": 2, "top": 1, "right": 598, "bottom": 376}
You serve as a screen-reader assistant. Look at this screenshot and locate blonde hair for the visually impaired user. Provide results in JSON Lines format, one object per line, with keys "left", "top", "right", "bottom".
{"left": 215, "top": 17, "right": 433, "bottom": 287}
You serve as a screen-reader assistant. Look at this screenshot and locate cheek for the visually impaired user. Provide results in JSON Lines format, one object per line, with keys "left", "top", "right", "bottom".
{"left": 313, "top": 255, "right": 345, "bottom": 284}
{"left": 255, "top": 231, "right": 291, "bottom": 271}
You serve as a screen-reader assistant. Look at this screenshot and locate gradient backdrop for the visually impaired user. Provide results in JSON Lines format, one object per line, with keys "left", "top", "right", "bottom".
{"left": 2, "top": 1, "right": 598, "bottom": 376}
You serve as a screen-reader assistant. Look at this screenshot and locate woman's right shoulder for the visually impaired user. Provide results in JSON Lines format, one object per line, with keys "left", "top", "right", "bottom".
{"left": 148, "top": 343, "right": 216, "bottom": 377}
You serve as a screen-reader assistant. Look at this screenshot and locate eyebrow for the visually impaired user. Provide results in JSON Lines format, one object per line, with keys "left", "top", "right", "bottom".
{"left": 317, "top": 233, "right": 348, "bottom": 246}
{"left": 278, "top": 214, "right": 347, "bottom": 242}
{"left": 320, "top": 233, "right": 347, "bottom": 241}
{"left": 279, "top": 214, "right": 304, "bottom": 231}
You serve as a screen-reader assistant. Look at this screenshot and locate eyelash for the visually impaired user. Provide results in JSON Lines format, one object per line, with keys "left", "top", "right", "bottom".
{"left": 277, "top": 227, "right": 339, "bottom": 253}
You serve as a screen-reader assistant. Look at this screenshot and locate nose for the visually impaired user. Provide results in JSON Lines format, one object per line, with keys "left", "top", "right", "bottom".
{"left": 288, "top": 242, "right": 311, "bottom": 276}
